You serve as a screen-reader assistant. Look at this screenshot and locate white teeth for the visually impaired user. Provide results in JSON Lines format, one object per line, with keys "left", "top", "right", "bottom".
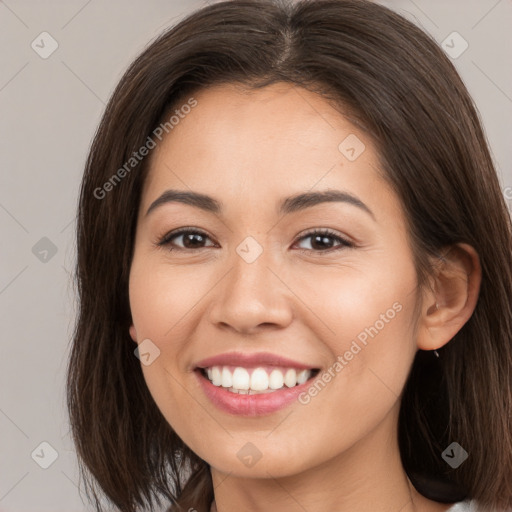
{"left": 284, "top": 369, "right": 297, "bottom": 388}
{"left": 221, "top": 367, "right": 233, "bottom": 388}
{"left": 250, "top": 368, "right": 269, "bottom": 391}
{"left": 232, "top": 367, "right": 250, "bottom": 390}
{"left": 203, "top": 365, "right": 314, "bottom": 392}
{"left": 211, "top": 367, "right": 222, "bottom": 386}
{"left": 269, "top": 369, "right": 284, "bottom": 389}
{"left": 297, "top": 369, "right": 309, "bottom": 384}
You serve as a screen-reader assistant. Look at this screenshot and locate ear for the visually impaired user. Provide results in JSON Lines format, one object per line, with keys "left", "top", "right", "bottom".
{"left": 129, "top": 324, "right": 138, "bottom": 343}
{"left": 416, "top": 243, "right": 481, "bottom": 352}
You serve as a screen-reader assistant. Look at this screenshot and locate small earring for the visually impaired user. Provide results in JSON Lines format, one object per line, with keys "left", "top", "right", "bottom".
{"left": 433, "top": 303, "right": 440, "bottom": 357}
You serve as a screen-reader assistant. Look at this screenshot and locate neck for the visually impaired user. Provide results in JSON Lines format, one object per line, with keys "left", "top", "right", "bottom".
{"left": 210, "top": 405, "right": 452, "bottom": 512}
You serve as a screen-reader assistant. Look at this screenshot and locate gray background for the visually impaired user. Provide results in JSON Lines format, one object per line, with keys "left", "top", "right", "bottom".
{"left": 0, "top": 0, "right": 511, "bottom": 510}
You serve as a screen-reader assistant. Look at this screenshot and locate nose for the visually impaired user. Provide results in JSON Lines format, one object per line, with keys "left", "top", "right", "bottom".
{"left": 207, "top": 245, "right": 294, "bottom": 334}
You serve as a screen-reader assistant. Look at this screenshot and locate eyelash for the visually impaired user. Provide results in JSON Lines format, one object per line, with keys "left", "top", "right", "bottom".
{"left": 156, "top": 227, "right": 354, "bottom": 254}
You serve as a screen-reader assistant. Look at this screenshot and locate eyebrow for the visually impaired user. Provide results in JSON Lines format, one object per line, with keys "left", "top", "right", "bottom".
{"left": 145, "top": 189, "right": 375, "bottom": 220}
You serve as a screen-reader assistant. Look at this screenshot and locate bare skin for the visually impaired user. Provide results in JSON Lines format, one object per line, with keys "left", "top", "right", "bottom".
{"left": 128, "top": 83, "right": 481, "bottom": 512}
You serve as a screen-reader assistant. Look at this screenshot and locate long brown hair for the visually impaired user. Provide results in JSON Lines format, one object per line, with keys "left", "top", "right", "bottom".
{"left": 67, "top": 0, "right": 512, "bottom": 511}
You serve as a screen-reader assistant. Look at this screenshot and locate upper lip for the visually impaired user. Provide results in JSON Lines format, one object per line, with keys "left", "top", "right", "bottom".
{"left": 195, "top": 351, "right": 318, "bottom": 370}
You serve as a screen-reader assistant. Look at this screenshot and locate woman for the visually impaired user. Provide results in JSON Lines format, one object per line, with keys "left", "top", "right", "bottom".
{"left": 66, "top": 1, "right": 512, "bottom": 511}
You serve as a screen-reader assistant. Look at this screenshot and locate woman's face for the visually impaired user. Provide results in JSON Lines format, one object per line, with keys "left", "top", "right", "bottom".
{"left": 129, "top": 82, "right": 421, "bottom": 478}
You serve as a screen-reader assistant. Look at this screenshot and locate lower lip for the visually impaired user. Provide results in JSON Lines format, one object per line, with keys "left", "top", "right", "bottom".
{"left": 195, "top": 370, "right": 316, "bottom": 416}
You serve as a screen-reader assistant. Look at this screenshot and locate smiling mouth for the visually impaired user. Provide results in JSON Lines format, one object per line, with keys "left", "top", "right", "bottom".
{"left": 197, "top": 365, "right": 321, "bottom": 395}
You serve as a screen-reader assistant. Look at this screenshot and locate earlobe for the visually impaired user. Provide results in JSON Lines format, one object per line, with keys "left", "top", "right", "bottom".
{"left": 416, "top": 243, "right": 481, "bottom": 352}
{"left": 129, "top": 324, "right": 138, "bottom": 343}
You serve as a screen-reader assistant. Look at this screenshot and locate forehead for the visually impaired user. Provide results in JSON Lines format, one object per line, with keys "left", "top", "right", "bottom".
{"left": 141, "top": 82, "right": 397, "bottom": 220}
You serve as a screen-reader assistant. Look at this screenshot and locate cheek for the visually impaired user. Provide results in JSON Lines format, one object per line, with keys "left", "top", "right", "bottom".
{"left": 291, "top": 251, "right": 418, "bottom": 350}
{"left": 284, "top": 291, "right": 417, "bottom": 470}
{"left": 129, "top": 260, "right": 207, "bottom": 347}
{"left": 128, "top": 259, "right": 214, "bottom": 425}
{"left": 292, "top": 252, "right": 419, "bottom": 404}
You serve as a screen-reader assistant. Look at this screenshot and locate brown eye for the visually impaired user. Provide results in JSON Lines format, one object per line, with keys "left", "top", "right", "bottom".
{"left": 158, "top": 228, "right": 216, "bottom": 251}
{"left": 295, "top": 229, "right": 353, "bottom": 253}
